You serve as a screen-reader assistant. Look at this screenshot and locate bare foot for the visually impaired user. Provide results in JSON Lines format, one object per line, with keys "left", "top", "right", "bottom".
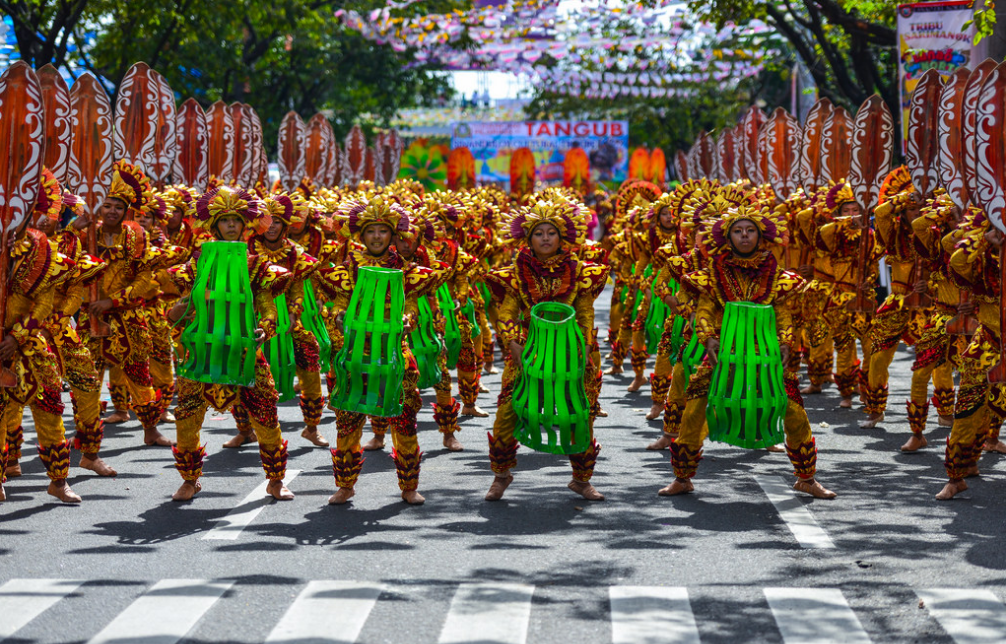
{"left": 901, "top": 434, "right": 928, "bottom": 452}
{"left": 858, "top": 413, "right": 885, "bottom": 429}
{"left": 300, "top": 427, "right": 330, "bottom": 447}
{"left": 328, "top": 487, "right": 355, "bottom": 504}
{"left": 266, "top": 479, "right": 294, "bottom": 500}
{"left": 0, "top": 484, "right": 5, "bottom": 502}
{"left": 79, "top": 454, "right": 117, "bottom": 477}
{"left": 938, "top": 415, "right": 954, "bottom": 428}
{"left": 645, "top": 403, "right": 664, "bottom": 420}
{"left": 604, "top": 365, "right": 624, "bottom": 376}
{"left": 222, "top": 430, "right": 257, "bottom": 448}
{"left": 478, "top": 382, "right": 490, "bottom": 394}
{"left": 363, "top": 436, "right": 385, "bottom": 451}
{"left": 800, "top": 384, "right": 822, "bottom": 395}
{"left": 462, "top": 404, "right": 489, "bottom": 418}
{"left": 793, "top": 479, "right": 837, "bottom": 499}
{"left": 159, "top": 410, "right": 176, "bottom": 423}
{"left": 47, "top": 480, "right": 82, "bottom": 503}
{"left": 402, "top": 490, "right": 425, "bottom": 504}
{"left": 658, "top": 478, "right": 694, "bottom": 496}
{"left": 172, "top": 480, "right": 201, "bottom": 502}
{"left": 485, "top": 474, "right": 513, "bottom": 501}
{"left": 646, "top": 433, "right": 673, "bottom": 451}
{"left": 596, "top": 408, "right": 609, "bottom": 418}
{"left": 964, "top": 465, "right": 980, "bottom": 478}
{"left": 144, "top": 429, "right": 174, "bottom": 447}
{"left": 936, "top": 479, "right": 967, "bottom": 500}
{"left": 626, "top": 375, "right": 646, "bottom": 392}
{"left": 765, "top": 444, "right": 785, "bottom": 453}
{"left": 442, "top": 432, "right": 464, "bottom": 452}
{"left": 568, "top": 480, "right": 604, "bottom": 500}
{"left": 983, "top": 439, "right": 1006, "bottom": 454}
{"left": 5, "top": 461, "right": 21, "bottom": 478}
{"left": 104, "top": 410, "right": 130, "bottom": 424}
{"left": 484, "top": 364, "right": 498, "bottom": 375}
{"left": 839, "top": 397, "right": 853, "bottom": 409}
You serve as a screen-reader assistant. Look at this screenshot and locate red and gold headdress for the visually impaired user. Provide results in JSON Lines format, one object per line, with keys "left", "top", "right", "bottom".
{"left": 710, "top": 202, "right": 779, "bottom": 250}
{"left": 507, "top": 198, "right": 586, "bottom": 245}
{"left": 107, "top": 160, "right": 150, "bottom": 211}
{"left": 33, "top": 167, "right": 63, "bottom": 222}
{"left": 340, "top": 194, "right": 410, "bottom": 240}
{"left": 195, "top": 185, "right": 269, "bottom": 236}
{"left": 161, "top": 186, "right": 196, "bottom": 219}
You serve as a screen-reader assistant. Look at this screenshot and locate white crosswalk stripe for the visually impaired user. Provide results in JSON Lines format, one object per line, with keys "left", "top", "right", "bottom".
{"left": 202, "top": 469, "right": 302, "bottom": 540}
{"left": 917, "top": 589, "right": 1006, "bottom": 644}
{"left": 6, "top": 580, "right": 1006, "bottom": 643}
{"left": 0, "top": 579, "right": 83, "bottom": 642}
{"left": 438, "top": 582, "right": 534, "bottom": 644}
{"left": 609, "top": 586, "right": 700, "bottom": 644}
{"left": 265, "top": 581, "right": 385, "bottom": 644}
{"left": 755, "top": 475, "right": 836, "bottom": 549}
{"left": 764, "top": 587, "right": 872, "bottom": 644}
{"left": 86, "top": 579, "right": 233, "bottom": 644}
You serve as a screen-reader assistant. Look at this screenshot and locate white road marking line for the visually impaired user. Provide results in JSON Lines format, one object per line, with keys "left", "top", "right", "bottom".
{"left": 755, "top": 475, "right": 835, "bottom": 549}
{"left": 0, "top": 579, "right": 83, "bottom": 641}
{"left": 609, "top": 586, "right": 700, "bottom": 644}
{"left": 265, "top": 581, "right": 384, "bottom": 643}
{"left": 438, "top": 583, "right": 534, "bottom": 644}
{"left": 87, "top": 579, "right": 232, "bottom": 644}
{"left": 917, "top": 589, "right": 1006, "bottom": 644}
{"left": 202, "top": 469, "right": 301, "bottom": 541}
{"left": 765, "top": 587, "right": 871, "bottom": 644}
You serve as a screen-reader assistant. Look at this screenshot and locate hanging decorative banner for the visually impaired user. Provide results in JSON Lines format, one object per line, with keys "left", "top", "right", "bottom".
{"left": 896, "top": 1, "right": 975, "bottom": 150}
{"left": 451, "top": 120, "right": 628, "bottom": 187}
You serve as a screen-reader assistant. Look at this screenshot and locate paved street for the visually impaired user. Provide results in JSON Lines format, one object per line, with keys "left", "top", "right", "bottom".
{"left": 3, "top": 288, "right": 1006, "bottom": 643}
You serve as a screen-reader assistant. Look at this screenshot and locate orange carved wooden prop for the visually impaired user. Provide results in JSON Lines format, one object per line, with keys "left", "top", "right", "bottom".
{"left": 821, "top": 105, "right": 853, "bottom": 185}
{"left": 510, "top": 147, "right": 535, "bottom": 196}
{"left": 205, "top": 100, "right": 234, "bottom": 182}
{"left": 628, "top": 147, "right": 650, "bottom": 181}
{"left": 230, "top": 103, "right": 255, "bottom": 188}
{"left": 304, "top": 113, "right": 329, "bottom": 185}
{"left": 37, "top": 64, "right": 72, "bottom": 184}
{"left": 848, "top": 95, "right": 894, "bottom": 212}
{"left": 174, "top": 98, "right": 208, "bottom": 190}
{"left": 278, "top": 110, "right": 306, "bottom": 192}
{"left": 364, "top": 146, "right": 377, "bottom": 183}
{"left": 799, "top": 98, "right": 832, "bottom": 194}
{"left": 905, "top": 69, "right": 943, "bottom": 197}
{"left": 562, "top": 147, "right": 590, "bottom": 194}
{"left": 695, "top": 132, "right": 717, "bottom": 180}
{"left": 343, "top": 125, "right": 366, "bottom": 188}
{"left": 963, "top": 59, "right": 999, "bottom": 209}
{"left": 715, "top": 130, "right": 737, "bottom": 183}
{"left": 113, "top": 61, "right": 159, "bottom": 173}
{"left": 764, "top": 107, "right": 802, "bottom": 202}
{"left": 649, "top": 147, "right": 666, "bottom": 188}
{"left": 380, "top": 129, "right": 403, "bottom": 187}
{"left": 741, "top": 106, "right": 766, "bottom": 184}
{"left": 150, "top": 70, "right": 176, "bottom": 188}
{"left": 673, "top": 150, "right": 689, "bottom": 182}
{"left": 448, "top": 147, "right": 477, "bottom": 190}
{"left": 937, "top": 67, "right": 971, "bottom": 210}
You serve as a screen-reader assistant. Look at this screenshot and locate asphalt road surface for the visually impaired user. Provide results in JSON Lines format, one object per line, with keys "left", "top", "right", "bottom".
{"left": 3, "top": 286, "right": 1006, "bottom": 644}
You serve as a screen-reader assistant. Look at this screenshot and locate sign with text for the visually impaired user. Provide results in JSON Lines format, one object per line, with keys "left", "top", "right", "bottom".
{"left": 451, "top": 120, "right": 629, "bottom": 187}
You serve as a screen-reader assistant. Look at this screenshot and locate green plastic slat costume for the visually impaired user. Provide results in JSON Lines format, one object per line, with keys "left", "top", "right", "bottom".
{"left": 264, "top": 293, "right": 297, "bottom": 402}
{"left": 645, "top": 277, "right": 680, "bottom": 354}
{"left": 301, "top": 279, "right": 332, "bottom": 374}
{"left": 176, "top": 241, "right": 259, "bottom": 387}
{"left": 436, "top": 283, "right": 462, "bottom": 369}
{"left": 705, "top": 302, "right": 787, "bottom": 449}
{"left": 410, "top": 294, "right": 444, "bottom": 390}
{"left": 477, "top": 281, "right": 491, "bottom": 314}
{"left": 460, "top": 298, "right": 481, "bottom": 339}
{"left": 513, "top": 302, "right": 591, "bottom": 455}
{"left": 330, "top": 267, "right": 406, "bottom": 418}
{"left": 681, "top": 331, "right": 706, "bottom": 377}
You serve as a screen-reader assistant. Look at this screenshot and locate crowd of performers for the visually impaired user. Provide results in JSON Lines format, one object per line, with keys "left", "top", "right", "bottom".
{"left": 0, "top": 158, "right": 1001, "bottom": 506}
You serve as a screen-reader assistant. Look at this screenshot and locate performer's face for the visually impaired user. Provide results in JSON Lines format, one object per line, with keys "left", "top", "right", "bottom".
{"left": 288, "top": 219, "right": 306, "bottom": 236}
{"left": 729, "top": 219, "right": 760, "bottom": 256}
{"left": 906, "top": 194, "right": 923, "bottom": 219}
{"left": 264, "top": 217, "right": 286, "bottom": 243}
{"left": 530, "top": 222, "right": 560, "bottom": 259}
{"left": 34, "top": 214, "right": 56, "bottom": 236}
{"left": 135, "top": 209, "right": 155, "bottom": 232}
{"left": 657, "top": 207, "right": 674, "bottom": 231}
{"left": 839, "top": 201, "right": 861, "bottom": 219}
{"left": 215, "top": 215, "right": 245, "bottom": 241}
{"left": 99, "top": 197, "right": 127, "bottom": 227}
{"left": 985, "top": 226, "right": 1005, "bottom": 248}
{"left": 396, "top": 235, "right": 418, "bottom": 259}
{"left": 363, "top": 224, "right": 393, "bottom": 256}
{"left": 168, "top": 207, "right": 184, "bottom": 229}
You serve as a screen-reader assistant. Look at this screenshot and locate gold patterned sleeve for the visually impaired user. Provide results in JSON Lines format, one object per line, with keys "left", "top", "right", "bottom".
{"left": 773, "top": 300, "right": 795, "bottom": 347}
{"left": 573, "top": 293, "right": 595, "bottom": 344}
{"left": 496, "top": 292, "right": 522, "bottom": 345}
{"left": 109, "top": 264, "right": 156, "bottom": 308}
{"left": 254, "top": 290, "right": 279, "bottom": 340}
{"left": 694, "top": 294, "right": 718, "bottom": 345}
{"left": 288, "top": 279, "right": 306, "bottom": 319}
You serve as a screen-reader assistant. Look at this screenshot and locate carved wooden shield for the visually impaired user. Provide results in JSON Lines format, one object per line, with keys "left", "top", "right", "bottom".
{"left": 381, "top": 129, "right": 403, "bottom": 187}
{"left": 799, "top": 98, "right": 832, "bottom": 193}
{"left": 974, "top": 61, "right": 1006, "bottom": 231}
{"left": 821, "top": 105, "right": 853, "bottom": 185}
{"left": 848, "top": 95, "right": 894, "bottom": 211}
{"left": 67, "top": 72, "right": 113, "bottom": 216}
{"left": 304, "top": 113, "right": 329, "bottom": 185}
{"left": 765, "top": 107, "right": 802, "bottom": 201}
{"left": 278, "top": 110, "right": 306, "bottom": 192}
{"left": 205, "top": 100, "right": 234, "bottom": 182}
{"left": 906, "top": 69, "right": 944, "bottom": 196}
{"left": 963, "top": 59, "right": 998, "bottom": 210}
{"left": 150, "top": 70, "right": 177, "bottom": 187}
{"left": 364, "top": 146, "right": 377, "bottom": 183}
{"left": 673, "top": 150, "right": 689, "bottom": 182}
{"left": 343, "top": 124, "right": 366, "bottom": 188}
{"left": 741, "top": 106, "right": 766, "bottom": 184}
{"left": 716, "top": 129, "right": 737, "bottom": 183}
{"left": 37, "top": 64, "right": 71, "bottom": 185}
{"left": 695, "top": 132, "right": 717, "bottom": 180}
{"left": 733, "top": 124, "right": 747, "bottom": 182}
{"left": 174, "top": 98, "right": 208, "bottom": 191}
{"left": 229, "top": 103, "right": 254, "bottom": 188}
{"left": 0, "top": 61, "right": 45, "bottom": 232}
{"left": 113, "top": 61, "right": 159, "bottom": 172}
{"left": 248, "top": 107, "right": 265, "bottom": 187}
{"left": 323, "top": 120, "right": 340, "bottom": 188}
{"left": 936, "top": 67, "right": 971, "bottom": 209}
